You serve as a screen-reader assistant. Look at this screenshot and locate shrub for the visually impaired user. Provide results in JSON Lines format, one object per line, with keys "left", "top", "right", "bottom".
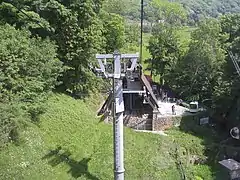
{"left": 0, "top": 24, "right": 62, "bottom": 145}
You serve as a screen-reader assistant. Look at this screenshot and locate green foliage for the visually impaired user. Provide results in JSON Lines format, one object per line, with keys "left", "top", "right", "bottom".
{"left": 0, "top": 24, "right": 62, "bottom": 105}
{"left": 102, "top": 0, "right": 188, "bottom": 29}
{"left": 120, "top": 23, "right": 140, "bottom": 53}
{"left": 0, "top": 0, "right": 105, "bottom": 97}
{"left": 0, "top": 103, "right": 24, "bottom": 147}
{"left": 102, "top": 0, "right": 141, "bottom": 20}
{"left": 102, "top": 0, "right": 128, "bottom": 16}
{"left": 36, "top": 0, "right": 104, "bottom": 96}
{"left": 124, "top": 23, "right": 139, "bottom": 46}
{"left": 147, "top": 24, "right": 181, "bottom": 84}
{"left": 101, "top": 12, "right": 125, "bottom": 53}
{"left": 155, "top": 14, "right": 240, "bottom": 128}
{"left": 0, "top": 94, "right": 217, "bottom": 179}
{"left": 0, "top": 0, "right": 128, "bottom": 146}
{"left": 176, "top": 26, "right": 196, "bottom": 53}
{"left": 212, "top": 14, "right": 240, "bottom": 124}
{"left": 221, "top": 14, "right": 240, "bottom": 53}
{"left": 102, "top": 0, "right": 240, "bottom": 26}
{"left": 198, "top": 14, "right": 240, "bottom": 118}
{"left": 0, "top": 1, "right": 51, "bottom": 32}
{"left": 151, "top": 0, "right": 187, "bottom": 25}
{"left": 172, "top": 0, "right": 240, "bottom": 24}
{"left": 165, "top": 19, "right": 227, "bottom": 101}
{"left": 0, "top": 24, "right": 62, "bottom": 145}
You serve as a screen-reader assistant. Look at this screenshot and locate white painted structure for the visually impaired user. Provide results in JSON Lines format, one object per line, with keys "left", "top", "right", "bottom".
{"left": 157, "top": 102, "right": 190, "bottom": 117}
{"left": 189, "top": 101, "right": 199, "bottom": 113}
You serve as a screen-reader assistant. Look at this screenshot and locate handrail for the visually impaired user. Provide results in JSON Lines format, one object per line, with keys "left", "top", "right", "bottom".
{"left": 229, "top": 51, "right": 240, "bottom": 77}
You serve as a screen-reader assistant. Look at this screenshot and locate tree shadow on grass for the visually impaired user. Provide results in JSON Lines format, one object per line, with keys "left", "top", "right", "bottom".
{"left": 178, "top": 114, "right": 232, "bottom": 180}
{"left": 42, "top": 146, "right": 99, "bottom": 180}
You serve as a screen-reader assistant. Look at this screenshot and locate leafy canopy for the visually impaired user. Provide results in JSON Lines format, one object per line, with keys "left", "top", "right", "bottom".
{"left": 147, "top": 23, "right": 181, "bottom": 84}
{"left": 0, "top": 0, "right": 105, "bottom": 97}
{"left": 0, "top": 24, "right": 62, "bottom": 146}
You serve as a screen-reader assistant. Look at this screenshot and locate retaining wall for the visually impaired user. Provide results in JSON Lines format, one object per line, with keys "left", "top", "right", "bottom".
{"left": 106, "top": 111, "right": 153, "bottom": 130}
{"left": 152, "top": 111, "right": 196, "bottom": 131}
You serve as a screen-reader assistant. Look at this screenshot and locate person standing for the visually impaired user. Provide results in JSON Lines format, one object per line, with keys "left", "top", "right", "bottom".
{"left": 172, "top": 105, "right": 176, "bottom": 115}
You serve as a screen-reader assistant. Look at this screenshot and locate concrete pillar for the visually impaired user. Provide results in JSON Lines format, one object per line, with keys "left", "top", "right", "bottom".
{"left": 152, "top": 108, "right": 159, "bottom": 131}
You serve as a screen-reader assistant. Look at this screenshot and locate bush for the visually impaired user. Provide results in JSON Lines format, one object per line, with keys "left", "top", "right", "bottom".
{"left": 0, "top": 24, "right": 62, "bottom": 145}
{"left": 0, "top": 103, "right": 25, "bottom": 147}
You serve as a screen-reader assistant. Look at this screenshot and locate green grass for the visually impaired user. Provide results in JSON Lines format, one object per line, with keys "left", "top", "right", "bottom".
{"left": 177, "top": 26, "right": 196, "bottom": 51}
{"left": 0, "top": 93, "right": 224, "bottom": 180}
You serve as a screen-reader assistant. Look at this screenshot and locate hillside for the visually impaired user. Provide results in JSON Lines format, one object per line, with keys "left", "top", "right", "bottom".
{"left": 0, "top": 93, "right": 227, "bottom": 180}
{"left": 174, "top": 0, "right": 240, "bottom": 20}
{"left": 104, "top": 0, "right": 240, "bottom": 23}
{"left": 0, "top": 1, "right": 239, "bottom": 180}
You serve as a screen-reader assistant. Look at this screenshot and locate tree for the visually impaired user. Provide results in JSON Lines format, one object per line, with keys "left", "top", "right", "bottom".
{"left": 102, "top": 0, "right": 128, "bottom": 16}
{"left": 0, "top": 24, "right": 62, "bottom": 145}
{"left": 221, "top": 14, "right": 240, "bottom": 54}
{"left": 169, "top": 19, "right": 227, "bottom": 101}
{"left": 0, "top": 0, "right": 105, "bottom": 97}
{"left": 214, "top": 14, "right": 240, "bottom": 126}
{"left": 173, "top": 0, "right": 240, "bottom": 24}
{"left": 147, "top": 24, "right": 181, "bottom": 85}
{"left": 210, "top": 14, "right": 240, "bottom": 107}
{"left": 101, "top": 11, "right": 125, "bottom": 53}
{"left": 150, "top": 0, "right": 187, "bottom": 25}
{"left": 124, "top": 23, "right": 139, "bottom": 45}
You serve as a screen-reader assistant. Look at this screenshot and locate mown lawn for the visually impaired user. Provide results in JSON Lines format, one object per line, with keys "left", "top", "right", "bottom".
{"left": 0, "top": 93, "right": 225, "bottom": 180}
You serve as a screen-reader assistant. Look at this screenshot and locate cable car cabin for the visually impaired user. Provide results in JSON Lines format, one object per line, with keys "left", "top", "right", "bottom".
{"left": 189, "top": 101, "right": 199, "bottom": 113}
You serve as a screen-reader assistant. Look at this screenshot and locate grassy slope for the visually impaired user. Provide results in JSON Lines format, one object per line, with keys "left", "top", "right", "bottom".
{"left": 0, "top": 94, "right": 222, "bottom": 180}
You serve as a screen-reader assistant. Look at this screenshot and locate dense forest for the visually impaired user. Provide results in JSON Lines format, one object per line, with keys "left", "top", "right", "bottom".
{"left": 105, "top": 0, "right": 240, "bottom": 24}
{"left": 0, "top": 0, "right": 240, "bottom": 150}
{"left": 146, "top": 14, "right": 240, "bottom": 128}
{"left": 0, "top": 0, "right": 129, "bottom": 145}
{"left": 0, "top": 0, "right": 240, "bottom": 179}
{"left": 176, "top": 0, "right": 240, "bottom": 18}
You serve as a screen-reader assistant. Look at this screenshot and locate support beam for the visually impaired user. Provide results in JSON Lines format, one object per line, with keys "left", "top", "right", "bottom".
{"left": 129, "top": 94, "right": 133, "bottom": 110}
{"left": 113, "top": 52, "right": 125, "bottom": 180}
{"left": 127, "top": 58, "right": 138, "bottom": 71}
{"left": 95, "top": 51, "right": 140, "bottom": 180}
{"left": 96, "top": 54, "right": 139, "bottom": 59}
{"left": 123, "top": 90, "right": 146, "bottom": 94}
{"left": 144, "top": 96, "right": 157, "bottom": 112}
{"left": 140, "top": 0, "right": 144, "bottom": 64}
{"left": 113, "top": 79, "right": 125, "bottom": 180}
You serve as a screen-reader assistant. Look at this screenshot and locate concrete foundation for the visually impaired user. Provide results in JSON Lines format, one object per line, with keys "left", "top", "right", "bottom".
{"left": 152, "top": 113, "right": 182, "bottom": 131}
{"left": 106, "top": 110, "right": 153, "bottom": 131}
